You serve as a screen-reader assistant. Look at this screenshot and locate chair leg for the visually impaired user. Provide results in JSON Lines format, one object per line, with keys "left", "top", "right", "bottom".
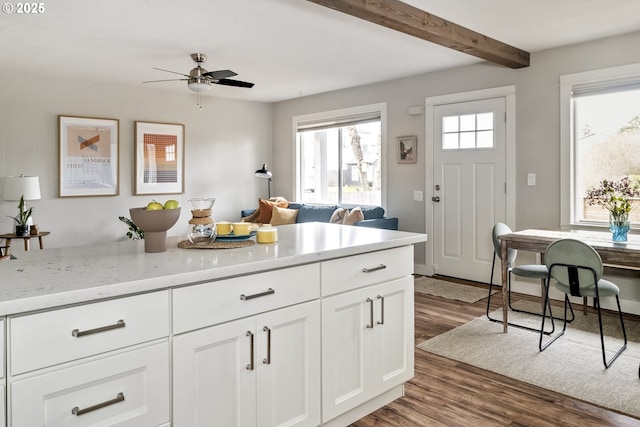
{"left": 539, "top": 291, "right": 569, "bottom": 352}
{"left": 595, "top": 294, "right": 627, "bottom": 368}
{"left": 507, "top": 278, "right": 575, "bottom": 324}
{"left": 487, "top": 254, "right": 555, "bottom": 335}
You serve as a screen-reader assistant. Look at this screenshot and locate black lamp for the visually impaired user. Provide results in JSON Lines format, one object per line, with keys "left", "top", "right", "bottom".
{"left": 254, "top": 163, "right": 272, "bottom": 198}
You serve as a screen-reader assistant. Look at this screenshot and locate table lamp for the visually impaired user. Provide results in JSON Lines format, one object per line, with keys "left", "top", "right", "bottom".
{"left": 4, "top": 175, "right": 41, "bottom": 227}
{"left": 254, "top": 164, "right": 272, "bottom": 198}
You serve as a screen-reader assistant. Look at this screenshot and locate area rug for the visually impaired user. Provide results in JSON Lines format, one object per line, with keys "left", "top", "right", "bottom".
{"left": 414, "top": 276, "right": 495, "bottom": 303}
{"left": 418, "top": 302, "right": 640, "bottom": 418}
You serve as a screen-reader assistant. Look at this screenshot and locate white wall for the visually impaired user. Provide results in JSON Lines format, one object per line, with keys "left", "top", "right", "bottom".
{"left": 0, "top": 70, "right": 273, "bottom": 249}
{"left": 272, "top": 30, "right": 640, "bottom": 306}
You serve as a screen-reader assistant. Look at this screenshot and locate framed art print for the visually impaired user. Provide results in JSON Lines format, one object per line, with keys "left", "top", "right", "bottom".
{"left": 59, "top": 115, "right": 119, "bottom": 197}
{"left": 135, "top": 121, "right": 185, "bottom": 195}
{"left": 396, "top": 135, "right": 417, "bottom": 164}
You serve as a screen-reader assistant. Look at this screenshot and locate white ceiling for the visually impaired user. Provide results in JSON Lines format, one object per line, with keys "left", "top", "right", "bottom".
{"left": 2, "top": 0, "right": 640, "bottom": 103}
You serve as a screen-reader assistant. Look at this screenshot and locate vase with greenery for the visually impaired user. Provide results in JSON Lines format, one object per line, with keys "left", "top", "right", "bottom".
{"left": 8, "top": 195, "right": 33, "bottom": 236}
{"left": 585, "top": 176, "right": 640, "bottom": 241}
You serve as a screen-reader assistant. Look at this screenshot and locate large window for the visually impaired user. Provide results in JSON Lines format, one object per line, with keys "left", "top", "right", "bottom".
{"left": 294, "top": 104, "right": 385, "bottom": 206}
{"left": 562, "top": 65, "right": 640, "bottom": 226}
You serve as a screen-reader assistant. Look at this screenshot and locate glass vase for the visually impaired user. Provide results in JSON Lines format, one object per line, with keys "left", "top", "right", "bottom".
{"left": 609, "top": 214, "right": 630, "bottom": 242}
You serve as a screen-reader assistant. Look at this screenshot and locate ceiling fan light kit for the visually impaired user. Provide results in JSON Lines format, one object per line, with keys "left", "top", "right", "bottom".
{"left": 143, "top": 53, "right": 255, "bottom": 109}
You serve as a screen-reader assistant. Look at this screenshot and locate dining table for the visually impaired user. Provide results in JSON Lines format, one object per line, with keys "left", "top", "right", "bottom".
{"left": 498, "top": 228, "right": 640, "bottom": 332}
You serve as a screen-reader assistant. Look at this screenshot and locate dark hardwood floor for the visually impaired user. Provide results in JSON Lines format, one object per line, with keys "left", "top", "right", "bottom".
{"left": 350, "top": 276, "right": 640, "bottom": 427}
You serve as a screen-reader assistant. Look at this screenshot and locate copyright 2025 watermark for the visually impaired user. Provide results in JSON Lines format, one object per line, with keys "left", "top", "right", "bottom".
{"left": 2, "top": 2, "right": 46, "bottom": 14}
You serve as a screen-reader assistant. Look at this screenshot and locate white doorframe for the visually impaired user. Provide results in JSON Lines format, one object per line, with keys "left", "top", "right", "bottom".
{"left": 424, "top": 86, "right": 516, "bottom": 276}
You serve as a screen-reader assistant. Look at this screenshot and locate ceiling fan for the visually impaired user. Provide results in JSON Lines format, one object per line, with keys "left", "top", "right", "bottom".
{"left": 143, "top": 53, "right": 254, "bottom": 108}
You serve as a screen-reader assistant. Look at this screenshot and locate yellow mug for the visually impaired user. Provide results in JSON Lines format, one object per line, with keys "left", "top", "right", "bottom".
{"left": 217, "top": 221, "right": 233, "bottom": 235}
{"left": 232, "top": 222, "right": 252, "bottom": 236}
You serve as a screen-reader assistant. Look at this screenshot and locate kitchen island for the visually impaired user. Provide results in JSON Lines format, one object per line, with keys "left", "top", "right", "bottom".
{"left": 1, "top": 222, "right": 426, "bottom": 427}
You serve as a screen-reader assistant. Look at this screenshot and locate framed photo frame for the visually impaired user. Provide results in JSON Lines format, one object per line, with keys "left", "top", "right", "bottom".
{"left": 396, "top": 135, "right": 417, "bottom": 164}
{"left": 59, "top": 115, "right": 119, "bottom": 197}
{"left": 135, "top": 121, "right": 185, "bottom": 195}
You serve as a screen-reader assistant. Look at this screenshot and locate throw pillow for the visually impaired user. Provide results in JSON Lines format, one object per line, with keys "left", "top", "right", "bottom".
{"left": 343, "top": 207, "right": 364, "bottom": 225}
{"left": 270, "top": 206, "right": 299, "bottom": 225}
{"left": 255, "top": 198, "right": 289, "bottom": 224}
{"left": 330, "top": 208, "right": 347, "bottom": 224}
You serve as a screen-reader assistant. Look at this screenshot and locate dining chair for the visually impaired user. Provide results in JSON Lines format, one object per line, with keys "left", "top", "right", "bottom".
{"left": 487, "top": 223, "right": 570, "bottom": 333}
{"left": 539, "top": 238, "right": 627, "bottom": 368}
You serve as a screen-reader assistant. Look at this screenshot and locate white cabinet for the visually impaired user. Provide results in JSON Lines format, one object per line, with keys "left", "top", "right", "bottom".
{"left": 321, "top": 273, "right": 414, "bottom": 422}
{"left": 10, "top": 341, "right": 170, "bottom": 427}
{"left": 173, "top": 300, "right": 320, "bottom": 427}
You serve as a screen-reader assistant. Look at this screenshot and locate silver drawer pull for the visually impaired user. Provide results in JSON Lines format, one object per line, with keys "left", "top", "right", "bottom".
{"left": 72, "top": 392, "right": 125, "bottom": 416}
{"left": 72, "top": 319, "right": 125, "bottom": 337}
{"left": 262, "top": 326, "right": 271, "bottom": 365}
{"left": 377, "top": 295, "right": 385, "bottom": 325}
{"left": 240, "top": 288, "right": 275, "bottom": 301}
{"left": 362, "top": 264, "right": 386, "bottom": 273}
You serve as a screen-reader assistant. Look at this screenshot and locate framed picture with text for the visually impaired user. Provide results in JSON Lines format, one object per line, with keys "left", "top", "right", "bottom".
{"left": 396, "top": 135, "right": 417, "bottom": 164}
{"left": 135, "top": 121, "right": 185, "bottom": 195}
{"left": 59, "top": 115, "right": 119, "bottom": 197}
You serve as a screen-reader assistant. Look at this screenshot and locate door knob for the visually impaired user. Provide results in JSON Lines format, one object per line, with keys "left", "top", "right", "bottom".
{"left": 432, "top": 196, "right": 440, "bottom": 202}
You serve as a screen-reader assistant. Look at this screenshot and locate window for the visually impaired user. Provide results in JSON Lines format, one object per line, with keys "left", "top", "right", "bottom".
{"left": 562, "top": 64, "right": 640, "bottom": 226}
{"left": 442, "top": 112, "right": 494, "bottom": 150}
{"left": 294, "top": 104, "right": 386, "bottom": 206}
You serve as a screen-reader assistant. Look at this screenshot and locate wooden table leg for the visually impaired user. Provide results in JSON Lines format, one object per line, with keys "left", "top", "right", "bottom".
{"left": 23, "top": 238, "right": 30, "bottom": 251}
{"left": 501, "top": 238, "right": 509, "bottom": 333}
{"left": 38, "top": 236, "right": 44, "bottom": 249}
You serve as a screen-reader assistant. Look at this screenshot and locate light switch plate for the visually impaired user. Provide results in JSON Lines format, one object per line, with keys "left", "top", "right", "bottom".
{"left": 527, "top": 173, "right": 536, "bottom": 186}
{"left": 413, "top": 190, "right": 423, "bottom": 201}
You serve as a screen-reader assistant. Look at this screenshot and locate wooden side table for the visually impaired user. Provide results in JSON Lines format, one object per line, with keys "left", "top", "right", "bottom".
{"left": 0, "top": 231, "right": 50, "bottom": 253}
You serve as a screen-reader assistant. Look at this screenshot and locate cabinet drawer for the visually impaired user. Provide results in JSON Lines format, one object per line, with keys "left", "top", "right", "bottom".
{"left": 321, "top": 246, "right": 413, "bottom": 296}
{"left": 11, "top": 341, "right": 169, "bottom": 427}
{"left": 173, "top": 264, "right": 320, "bottom": 334}
{"left": 10, "top": 291, "right": 169, "bottom": 375}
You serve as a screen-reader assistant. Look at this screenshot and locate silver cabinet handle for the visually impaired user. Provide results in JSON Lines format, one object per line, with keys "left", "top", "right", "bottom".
{"left": 377, "top": 295, "right": 385, "bottom": 325}
{"left": 72, "top": 392, "right": 125, "bottom": 416}
{"left": 72, "top": 319, "right": 125, "bottom": 337}
{"left": 240, "top": 288, "right": 275, "bottom": 301}
{"left": 366, "top": 298, "right": 374, "bottom": 328}
{"left": 262, "top": 326, "right": 271, "bottom": 365}
{"left": 246, "top": 331, "right": 254, "bottom": 370}
{"left": 362, "top": 264, "right": 386, "bottom": 273}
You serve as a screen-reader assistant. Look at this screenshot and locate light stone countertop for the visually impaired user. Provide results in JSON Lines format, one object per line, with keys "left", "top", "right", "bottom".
{"left": 0, "top": 223, "right": 426, "bottom": 316}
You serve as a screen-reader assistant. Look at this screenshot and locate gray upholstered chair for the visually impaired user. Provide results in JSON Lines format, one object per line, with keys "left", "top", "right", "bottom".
{"left": 486, "top": 223, "right": 570, "bottom": 333}
{"left": 539, "top": 238, "right": 627, "bottom": 368}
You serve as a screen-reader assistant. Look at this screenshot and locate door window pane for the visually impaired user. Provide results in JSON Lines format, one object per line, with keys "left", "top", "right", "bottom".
{"left": 442, "top": 112, "right": 495, "bottom": 150}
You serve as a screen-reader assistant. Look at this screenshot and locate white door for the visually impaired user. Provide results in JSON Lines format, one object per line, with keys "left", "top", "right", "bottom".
{"left": 432, "top": 97, "right": 507, "bottom": 282}
{"left": 173, "top": 317, "right": 257, "bottom": 427}
{"left": 256, "top": 301, "right": 321, "bottom": 427}
{"left": 371, "top": 277, "right": 414, "bottom": 395}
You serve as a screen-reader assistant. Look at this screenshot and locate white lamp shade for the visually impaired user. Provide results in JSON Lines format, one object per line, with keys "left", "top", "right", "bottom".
{"left": 4, "top": 175, "right": 41, "bottom": 201}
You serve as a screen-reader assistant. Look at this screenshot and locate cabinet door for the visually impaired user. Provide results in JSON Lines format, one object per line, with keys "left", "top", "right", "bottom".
{"left": 173, "top": 317, "right": 256, "bottom": 427}
{"left": 372, "top": 276, "right": 414, "bottom": 394}
{"left": 321, "top": 287, "right": 374, "bottom": 422}
{"left": 256, "top": 301, "right": 320, "bottom": 427}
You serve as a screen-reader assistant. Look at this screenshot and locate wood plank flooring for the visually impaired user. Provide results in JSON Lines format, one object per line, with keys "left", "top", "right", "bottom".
{"left": 350, "top": 276, "right": 640, "bottom": 427}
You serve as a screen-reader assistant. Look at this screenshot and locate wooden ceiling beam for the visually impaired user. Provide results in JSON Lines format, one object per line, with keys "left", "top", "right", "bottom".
{"left": 307, "top": 0, "right": 530, "bottom": 69}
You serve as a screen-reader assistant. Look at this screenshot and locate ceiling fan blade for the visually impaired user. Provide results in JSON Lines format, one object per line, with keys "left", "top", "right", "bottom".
{"left": 202, "top": 69, "right": 237, "bottom": 80}
{"left": 215, "top": 79, "right": 255, "bottom": 88}
{"left": 153, "top": 67, "right": 190, "bottom": 78}
{"left": 143, "top": 78, "right": 188, "bottom": 83}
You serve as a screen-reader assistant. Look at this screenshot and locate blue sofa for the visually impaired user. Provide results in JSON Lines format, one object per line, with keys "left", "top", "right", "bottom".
{"left": 241, "top": 203, "right": 398, "bottom": 230}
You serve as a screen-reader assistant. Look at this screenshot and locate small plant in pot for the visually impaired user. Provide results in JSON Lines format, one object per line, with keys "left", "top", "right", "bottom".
{"left": 8, "top": 196, "right": 33, "bottom": 236}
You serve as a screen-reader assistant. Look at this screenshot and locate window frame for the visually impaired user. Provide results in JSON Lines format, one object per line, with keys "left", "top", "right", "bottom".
{"left": 292, "top": 103, "right": 387, "bottom": 207}
{"left": 560, "top": 63, "right": 640, "bottom": 228}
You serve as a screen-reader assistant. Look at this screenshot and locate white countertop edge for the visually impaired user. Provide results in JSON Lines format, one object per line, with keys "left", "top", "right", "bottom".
{"left": 1, "top": 232, "right": 426, "bottom": 316}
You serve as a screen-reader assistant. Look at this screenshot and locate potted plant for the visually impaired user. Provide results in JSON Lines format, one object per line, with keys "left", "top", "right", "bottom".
{"left": 585, "top": 176, "right": 640, "bottom": 241}
{"left": 8, "top": 195, "right": 33, "bottom": 236}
